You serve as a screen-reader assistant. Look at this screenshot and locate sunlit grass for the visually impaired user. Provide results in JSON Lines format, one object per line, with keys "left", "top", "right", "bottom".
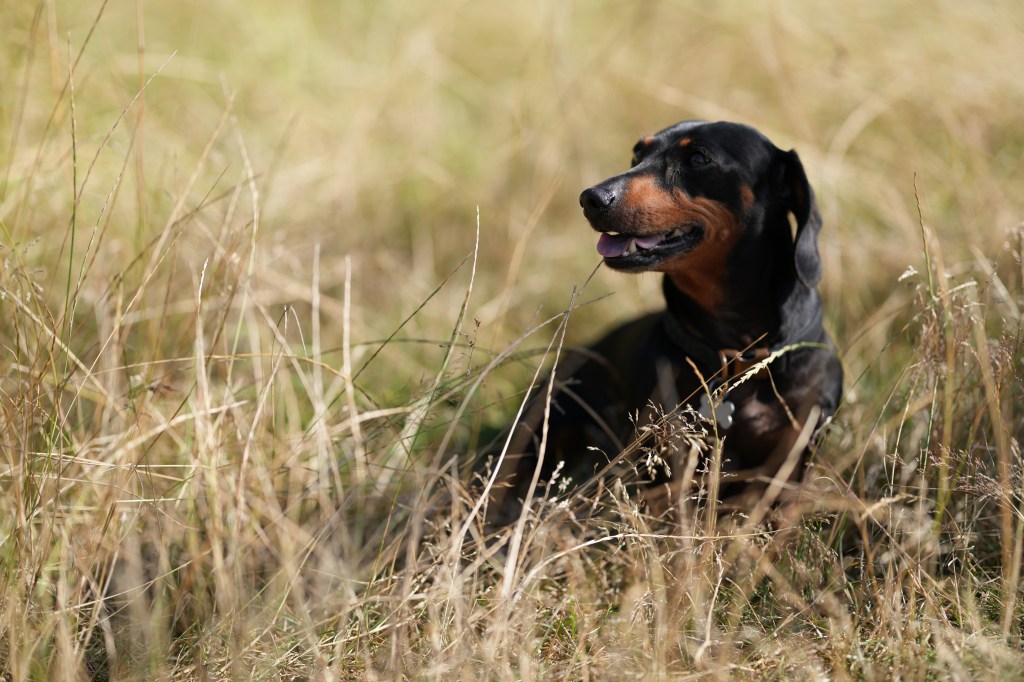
{"left": 2, "top": 0, "right": 1024, "bottom": 678}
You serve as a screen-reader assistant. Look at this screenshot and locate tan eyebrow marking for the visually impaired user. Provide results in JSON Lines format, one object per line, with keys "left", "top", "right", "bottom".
{"left": 740, "top": 184, "right": 755, "bottom": 210}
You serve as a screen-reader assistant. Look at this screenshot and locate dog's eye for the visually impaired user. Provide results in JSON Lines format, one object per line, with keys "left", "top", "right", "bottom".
{"left": 684, "top": 151, "right": 712, "bottom": 168}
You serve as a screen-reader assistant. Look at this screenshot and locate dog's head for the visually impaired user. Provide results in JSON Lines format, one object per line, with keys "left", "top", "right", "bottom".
{"left": 579, "top": 120, "right": 822, "bottom": 294}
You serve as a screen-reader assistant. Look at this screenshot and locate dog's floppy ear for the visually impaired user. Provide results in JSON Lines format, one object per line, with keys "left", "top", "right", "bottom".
{"left": 781, "top": 150, "right": 823, "bottom": 287}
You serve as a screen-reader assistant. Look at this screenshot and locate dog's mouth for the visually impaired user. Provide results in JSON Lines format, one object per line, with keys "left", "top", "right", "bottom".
{"left": 596, "top": 224, "right": 704, "bottom": 271}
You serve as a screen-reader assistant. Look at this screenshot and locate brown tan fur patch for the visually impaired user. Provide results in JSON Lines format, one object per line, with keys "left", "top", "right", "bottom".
{"left": 740, "top": 184, "right": 755, "bottom": 211}
{"left": 620, "top": 176, "right": 740, "bottom": 311}
{"left": 660, "top": 204, "right": 740, "bottom": 312}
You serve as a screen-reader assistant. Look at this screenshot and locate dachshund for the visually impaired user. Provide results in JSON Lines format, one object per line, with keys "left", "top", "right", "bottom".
{"left": 489, "top": 120, "right": 843, "bottom": 524}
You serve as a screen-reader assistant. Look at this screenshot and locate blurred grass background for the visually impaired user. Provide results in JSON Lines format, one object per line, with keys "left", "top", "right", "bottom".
{"left": 6, "top": 2, "right": 1024, "bottom": 358}
{"left": 2, "top": 0, "right": 1024, "bottom": 678}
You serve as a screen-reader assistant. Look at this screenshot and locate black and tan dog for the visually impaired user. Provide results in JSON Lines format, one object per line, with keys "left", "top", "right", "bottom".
{"left": 490, "top": 120, "right": 842, "bottom": 523}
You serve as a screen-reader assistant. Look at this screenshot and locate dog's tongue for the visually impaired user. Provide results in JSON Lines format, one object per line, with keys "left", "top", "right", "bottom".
{"left": 634, "top": 234, "right": 665, "bottom": 249}
{"left": 596, "top": 232, "right": 664, "bottom": 257}
{"left": 597, "top": 233, "right": 631, "bottom": 257}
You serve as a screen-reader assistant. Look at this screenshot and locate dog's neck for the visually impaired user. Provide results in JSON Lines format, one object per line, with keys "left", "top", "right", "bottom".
{"left": 662, "top": 263, "right": 817, "bottom": 353}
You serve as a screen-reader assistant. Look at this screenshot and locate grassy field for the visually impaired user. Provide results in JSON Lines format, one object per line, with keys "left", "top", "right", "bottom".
{"left": 2, "top": 0, "right": 1024, "bottom": 678}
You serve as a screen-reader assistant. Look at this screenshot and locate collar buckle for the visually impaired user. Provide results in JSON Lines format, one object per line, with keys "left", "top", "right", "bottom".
{"left": 718, "top": 347, "right": 771, "bottom": 381}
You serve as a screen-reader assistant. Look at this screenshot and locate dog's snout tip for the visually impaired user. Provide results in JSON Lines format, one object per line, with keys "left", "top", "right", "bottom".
{"left": 579, "top": 186, "right": 616, "bottom": 214}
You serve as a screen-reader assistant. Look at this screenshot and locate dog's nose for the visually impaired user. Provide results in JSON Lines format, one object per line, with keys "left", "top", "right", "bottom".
{"left": 579, "top": 186, "right": 616, "bottom": 215}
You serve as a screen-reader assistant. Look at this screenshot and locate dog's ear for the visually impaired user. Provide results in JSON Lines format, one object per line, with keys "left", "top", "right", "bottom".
{"left": 780, "top": 150, "right": 823, "bottom": 287}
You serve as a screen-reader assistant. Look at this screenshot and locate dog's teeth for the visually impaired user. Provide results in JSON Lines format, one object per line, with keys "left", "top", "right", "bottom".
{"left": 668, "top": 229, "right": 682, "bottom": 239}
{"left": 624, "top": 240, "right": 637, "bottom": 255}
{"left": 682, "top": 224, "right": 695, "bottom": 234}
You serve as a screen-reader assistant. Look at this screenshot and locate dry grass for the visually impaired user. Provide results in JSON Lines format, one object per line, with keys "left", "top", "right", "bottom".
{"left": 2, "top": 0, "right": 1024, "bottom": 678}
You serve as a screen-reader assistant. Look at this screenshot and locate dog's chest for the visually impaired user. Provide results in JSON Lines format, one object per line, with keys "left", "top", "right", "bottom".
{"left": 728, "top": 387, "right": 793, "bottom": 439}
{"left": 673, "top": 374, "right": 797, "bottom": 449}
